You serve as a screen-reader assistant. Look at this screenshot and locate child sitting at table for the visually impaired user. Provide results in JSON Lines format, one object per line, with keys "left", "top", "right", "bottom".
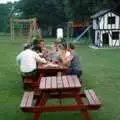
{"left": 59, "top": 42, "right": 72, "bottom": 66}
{"left": 50, "top": 39, "right": 62, "bottom": 62}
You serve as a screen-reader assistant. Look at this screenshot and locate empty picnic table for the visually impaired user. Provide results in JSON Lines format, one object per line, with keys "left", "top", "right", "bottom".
{"left": 20, "top": 75, "right": 101, "bottom": 120}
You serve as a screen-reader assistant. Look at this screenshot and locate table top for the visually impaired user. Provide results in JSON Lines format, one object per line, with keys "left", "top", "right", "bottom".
{"left": 38, "top": 63, "right": 68, "bottom": 76}
{"left": 38, "top": 63, "right": 67, "bottom": 70}
{"left": 39, "top": 75, "right": 81, "bottom": 90}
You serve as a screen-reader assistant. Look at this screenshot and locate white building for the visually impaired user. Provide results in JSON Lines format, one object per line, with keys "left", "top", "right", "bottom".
{"left": 91, "top": 9, "right": 120, "bottom": 47}
{"left": 56, "top": 28, "right": 63, "bottom": 39}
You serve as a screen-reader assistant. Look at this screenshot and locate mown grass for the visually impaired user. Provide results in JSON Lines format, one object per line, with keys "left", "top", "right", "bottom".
{"left": 0, "top": 35, "right": 120, "bottom": 120}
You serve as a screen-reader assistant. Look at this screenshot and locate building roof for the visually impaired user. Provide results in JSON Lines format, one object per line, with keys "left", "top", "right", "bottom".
{"left": 91, "top": 9, "right": 110, "bottom": 19}
{"left": 91, "top": 3, "right": 120, "bottom": 19}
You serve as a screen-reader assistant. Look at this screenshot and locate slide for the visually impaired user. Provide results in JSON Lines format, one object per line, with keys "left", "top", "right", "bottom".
{"left": 73, "top": 24, "right": 92, "bottom": 42}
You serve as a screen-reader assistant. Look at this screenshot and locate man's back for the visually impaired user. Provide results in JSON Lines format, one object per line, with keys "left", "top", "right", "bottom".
{"left": 16, "top": 49, "right": 39, "bottom": 73}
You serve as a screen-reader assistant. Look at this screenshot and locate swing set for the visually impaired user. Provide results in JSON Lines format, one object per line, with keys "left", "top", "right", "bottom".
{"left": 10, "top": 18, "right": 41, "bottom": 43}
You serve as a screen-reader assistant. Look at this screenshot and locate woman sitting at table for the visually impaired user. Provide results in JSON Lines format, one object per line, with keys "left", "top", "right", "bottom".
{"left": 60, "top": 43, "right": 82, "bottom": 78}
{"left": 59, "top": 42, "right": 71, "bottom": 65}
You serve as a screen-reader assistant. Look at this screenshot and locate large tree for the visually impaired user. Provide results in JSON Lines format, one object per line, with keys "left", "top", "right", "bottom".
{"left": 64, "top": 0, "right": 120, "bottom": 20}
{"left": 16, "top": 0, "right": 66, "bottom": 26}
{"left": 0, "top": 2, "right": 13, "bottom": 32}
{"left": 0, "top": 0, "right": 119, "bottom": 32}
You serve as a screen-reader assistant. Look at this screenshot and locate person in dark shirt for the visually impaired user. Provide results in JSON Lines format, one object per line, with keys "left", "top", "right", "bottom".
{"left": 67, "top": 43, "right": 82, "bottom": 78}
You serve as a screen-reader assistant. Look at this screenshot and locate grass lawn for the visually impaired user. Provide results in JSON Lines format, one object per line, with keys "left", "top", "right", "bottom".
{"left": 0, "top": 35, "right": 120, "bottom": 120}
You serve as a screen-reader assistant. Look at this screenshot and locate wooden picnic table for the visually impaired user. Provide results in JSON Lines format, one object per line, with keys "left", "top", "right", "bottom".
{"left": 20, "top": 75, "right": 101, "bottom": 120}
{"left": 38, "top": 62, "right": 68, "bottom": 76}
{"left": 22, "top": 62, "right": 67, "bottom": 89}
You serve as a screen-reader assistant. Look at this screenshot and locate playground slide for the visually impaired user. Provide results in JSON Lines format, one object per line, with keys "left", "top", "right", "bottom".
{"left": 73, "top": 24, "right": 92, "bottom": 42}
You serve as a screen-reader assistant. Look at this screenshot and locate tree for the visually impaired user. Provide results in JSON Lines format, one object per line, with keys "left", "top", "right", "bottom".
{"left": 13, "top": 0, "right": 120, "bottom": 25}
{"left": 16, "top": 0, "right": 66, "bottom": 26}
{"left": 0, "top": 2, "right": 13, "bottom": 32}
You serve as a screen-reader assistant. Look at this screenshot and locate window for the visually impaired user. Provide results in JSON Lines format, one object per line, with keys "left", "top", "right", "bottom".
{"left": 108, "top": 17, "right": 115, "bottom": 24}
{"left": 112, "top": 32, "right": 119, "bottom": 39}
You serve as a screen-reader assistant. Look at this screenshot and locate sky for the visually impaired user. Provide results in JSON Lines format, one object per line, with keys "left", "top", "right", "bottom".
{"left": 0, "top": 0, "right": 19, "bottom": 4}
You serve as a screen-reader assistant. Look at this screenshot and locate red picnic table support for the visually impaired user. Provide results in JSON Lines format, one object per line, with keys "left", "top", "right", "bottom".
{"left": 22, "top": 75, "right": 40, "bottom": 89}
{"left": 20, "top": 75, "right": 101, "bottom": 120}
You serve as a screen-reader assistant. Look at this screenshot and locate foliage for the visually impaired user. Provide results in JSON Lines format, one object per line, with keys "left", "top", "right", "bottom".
{"left": 12, "top": 0, "right": 120, "bottom": 25}
{"left": 64, "top": 0, "right": 120, "bottom": 20}
{"left": 0, "top": 3, "right": 13, "bottom": 32}
{"left": 16, "top": 0, "right": 66, "bottom": 26}
{"left": 0, "top": 0, "right": 120, "bottom": 32}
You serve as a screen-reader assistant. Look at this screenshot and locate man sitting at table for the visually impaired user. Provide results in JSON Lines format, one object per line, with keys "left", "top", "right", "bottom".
{"left": 16, "top": 44, "right": 47, "bottom": 80}
{"left": 31, "top": 38, "right": 42, "bottom": 53}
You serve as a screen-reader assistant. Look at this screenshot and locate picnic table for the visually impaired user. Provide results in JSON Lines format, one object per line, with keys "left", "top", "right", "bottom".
{"left": 38, "top": 62, "right": 68, "bottom": 76}
{"left": 20, "top": 74, "right": 101, "bottom": 120}
{"left": 23, "top": 62, "right": 68, "bottom": 89}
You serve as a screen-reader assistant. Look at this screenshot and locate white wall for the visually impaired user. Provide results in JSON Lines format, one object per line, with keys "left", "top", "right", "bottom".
{"left": 109, "top": 30, "right": 120, "bottom": 46}
{"left": 93, "top": 19, "right": 99, "bottom": 29}
{"left": 100, "top": 30, "right": 120, "bottom": 46}
{"left": 99, "top": 12, "right": 120, "bottom": 29}
{"left": 56, "top": 28, "right": 63, "bottom": 38}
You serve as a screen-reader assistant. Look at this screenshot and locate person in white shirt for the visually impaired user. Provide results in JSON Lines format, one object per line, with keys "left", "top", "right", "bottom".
{"left": 16, "top": 48, "right": 47, "bottom": 80}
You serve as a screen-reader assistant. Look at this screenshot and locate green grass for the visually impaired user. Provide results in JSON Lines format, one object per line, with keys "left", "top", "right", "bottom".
{"left": 0, "top": 36, "right": 120, "bottom": 120}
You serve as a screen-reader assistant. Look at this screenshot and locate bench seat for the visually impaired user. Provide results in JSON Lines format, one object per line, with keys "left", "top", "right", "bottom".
{"left": 20, "top": 91, "right": 34, "bottom": 112}
{"left": 84, "top": 89, "right": 101, "bottom": 109}
{"left": 23, "top": 78, "right": 39, "bottom": 89}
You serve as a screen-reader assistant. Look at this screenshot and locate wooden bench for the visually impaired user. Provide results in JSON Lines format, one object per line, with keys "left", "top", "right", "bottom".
{"left": 20, "top": 78, "right": 101, "bottom": 120}
{"left": 20, "top": 91, "right": 34, "bottom": 112}
{"left": 84, "top": 89, "right": 101, "bottom": 110}
{"left": 23, "top": 76, "right": 40, "bottom": 89}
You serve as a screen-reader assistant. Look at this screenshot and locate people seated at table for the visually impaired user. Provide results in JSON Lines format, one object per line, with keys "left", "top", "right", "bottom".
{"left": 16, "top": 45, "right": 47, "bottom": 80}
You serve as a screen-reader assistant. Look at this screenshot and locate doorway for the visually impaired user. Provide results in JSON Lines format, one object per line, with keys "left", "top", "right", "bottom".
{"left": 102, "top": 33, "right": 109, "bottom": 46}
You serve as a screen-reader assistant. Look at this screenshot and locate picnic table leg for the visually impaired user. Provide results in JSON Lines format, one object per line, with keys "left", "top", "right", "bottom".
{"left": 33, "top": 113, "right": 41, "bottom": 120}
{"left": 33, "top": 92, "right": 49, "bottom": 120}
{"left": 37, "top": 92, "right": 48, "bottom": 106}
{"left": 35, "top": 92, "right": 43, "bottom": 106}
{"left": 75, "top": 95, "right": 92, "bottom": 120}
{"left": 58, "top": 91, "right": 62, "bottom": 105}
